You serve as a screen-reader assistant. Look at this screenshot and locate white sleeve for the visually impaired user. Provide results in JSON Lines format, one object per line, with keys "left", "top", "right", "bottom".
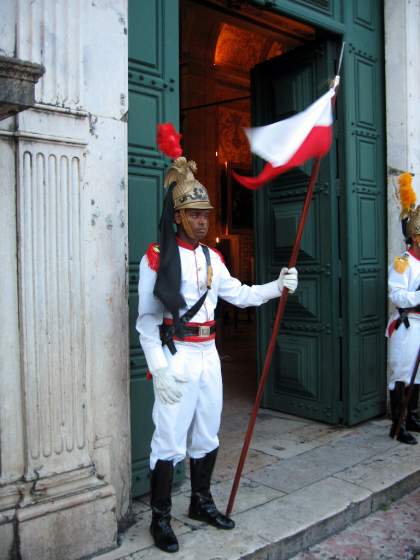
{"left": 136, "top": 256, "right": 168, "bottom": 372}
{"left": 217, "top": 260, "right": 281, "bottom": 308}
{"left": 388, "top": 264, "right": 420, "bottom": 308}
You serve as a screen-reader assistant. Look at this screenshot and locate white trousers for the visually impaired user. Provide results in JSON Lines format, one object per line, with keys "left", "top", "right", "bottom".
{"left": 388, "top": 316, "right": 420, "bottom": 390}
{"left": 150, "top": 340, "right": 222, "bottom": 470}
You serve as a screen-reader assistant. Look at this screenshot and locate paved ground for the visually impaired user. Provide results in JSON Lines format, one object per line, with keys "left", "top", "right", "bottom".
{"left": 94, "top": 413, "right": 420, "bottom": 560}
{"left": 292, "top": 487, "right": 420, "bottom": 560}
{"left": 95, "top": 319, "right": 420, "bottom": 560}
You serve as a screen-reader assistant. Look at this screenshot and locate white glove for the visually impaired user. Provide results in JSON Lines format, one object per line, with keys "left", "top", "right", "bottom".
{"left": 151, "top": 367, "right": 187, "bottom": 405}
{"left": 278, "top": 267, "right": 298, "bottom": 294}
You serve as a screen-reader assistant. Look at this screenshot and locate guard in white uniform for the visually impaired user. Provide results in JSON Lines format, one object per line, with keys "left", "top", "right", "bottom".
{"left": 136, "top": 156, "right": 298, "bottom": 553}
{"left": 386, "top": 172, "right": 420, "bottom": 444}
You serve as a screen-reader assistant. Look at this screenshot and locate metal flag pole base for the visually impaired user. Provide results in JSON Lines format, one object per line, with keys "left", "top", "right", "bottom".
{"left": 225, "top": 157, "right": 322, "bottom": 517}
{"left": 393, "top": 346, "right": 420, "bottom": 440}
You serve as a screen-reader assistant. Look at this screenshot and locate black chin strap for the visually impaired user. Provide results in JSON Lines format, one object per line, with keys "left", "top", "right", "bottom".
{"left": 153, "top": 182, "right": 186, "bottom": 330}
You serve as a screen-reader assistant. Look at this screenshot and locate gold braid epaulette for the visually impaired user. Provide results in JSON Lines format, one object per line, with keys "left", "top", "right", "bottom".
{"left": 393, "top": 255, "right": 409, "bottom": 274}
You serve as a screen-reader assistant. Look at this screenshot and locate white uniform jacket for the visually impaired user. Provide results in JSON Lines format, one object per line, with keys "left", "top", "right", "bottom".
{"left": 386, "top": 248, "right": 420, "bottom": 388}
{"left": 136, "top": 238, "right": 282, "bottom": 374}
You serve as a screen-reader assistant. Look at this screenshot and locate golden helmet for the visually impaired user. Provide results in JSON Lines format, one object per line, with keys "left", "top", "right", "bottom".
{"left": 164, "top": 157, "right": 213, "bottom": 211}
{"left": 406, "top": 205, "right": 420, "bottom": 237}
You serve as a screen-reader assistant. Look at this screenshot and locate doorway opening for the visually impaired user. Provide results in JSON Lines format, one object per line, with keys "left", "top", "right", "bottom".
{"left": 129, "top": 0, "right": 386, "bottom": 498}
{"left": 179, "top": 0, "right": 316, "bottom": 415}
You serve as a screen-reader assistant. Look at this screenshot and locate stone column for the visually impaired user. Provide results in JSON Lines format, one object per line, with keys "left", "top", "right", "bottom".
{"left": 0, "top": 1, "right": 129, "bottom": 558}
{"left": 385, "top": 0, "right": 420, "bottom": 263}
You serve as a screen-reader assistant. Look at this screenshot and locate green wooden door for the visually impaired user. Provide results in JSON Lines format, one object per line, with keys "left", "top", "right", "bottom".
{"left": 253, "top": 0, "right": 387, "bottom": 426}
{"left": 128, "top": 0, "right": 181, "bottom": 497}
{"left": 341, "top": 0, "right": 387, "bottom": 425}
{"left": 253, "top": 41, "right": 342, "bottom": 424}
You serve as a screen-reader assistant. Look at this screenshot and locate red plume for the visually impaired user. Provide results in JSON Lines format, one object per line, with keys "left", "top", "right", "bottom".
{"left": 157, "top": 123, "right": 183, "bottom": 159}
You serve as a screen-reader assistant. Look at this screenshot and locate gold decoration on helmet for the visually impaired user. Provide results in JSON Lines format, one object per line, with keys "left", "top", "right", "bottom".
{"left": 397, "top": 172, "right": 420, "bottom": 238}
{"left": 164, "top": 157, "right": 213, "bottom": 211}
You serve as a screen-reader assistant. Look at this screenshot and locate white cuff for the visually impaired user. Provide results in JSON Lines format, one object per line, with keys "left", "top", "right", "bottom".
{"left": 145, "top": 347, "right": 168, "bottom": 374}
{"left": 260, "top": 279, "right": 282, "bottom": 300}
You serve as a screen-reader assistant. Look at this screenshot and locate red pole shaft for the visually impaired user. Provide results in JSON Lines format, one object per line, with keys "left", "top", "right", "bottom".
{"left": 394, "top": 345, "right": 420, "bottom": 439}
{"left": 225, "top": 157, "right": 322, "bottom": 517}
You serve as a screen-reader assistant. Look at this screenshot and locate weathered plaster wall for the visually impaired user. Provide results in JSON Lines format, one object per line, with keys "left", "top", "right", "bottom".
{"left": 385, "top": 0, "right": 420, "bottom": 262}
{"left": 0, "top": 1, "right": 129, "bottom": 558}
{"left": 0, "top": 3, "right": 15, "bottom": 58}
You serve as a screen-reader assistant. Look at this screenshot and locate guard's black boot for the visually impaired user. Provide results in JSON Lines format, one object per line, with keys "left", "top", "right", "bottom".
{"left": 150, "top": 460, "right": 179, "bottom": 553}
{"left": 189, "top": 448, "right": 235, "bottom": 530}
{"left": 389, "top": 382, "right": 417, "bottom": 445}
{"left": 406, "top": 385, "right": 420, "bottom": 432}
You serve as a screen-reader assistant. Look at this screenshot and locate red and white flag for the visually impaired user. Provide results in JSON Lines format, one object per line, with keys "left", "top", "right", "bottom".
{"left": 233, "top": 80, "right": 338, "bottom": 190}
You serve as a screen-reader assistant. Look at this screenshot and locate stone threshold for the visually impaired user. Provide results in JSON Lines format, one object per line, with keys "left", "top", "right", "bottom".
{"left": 94, "top": 418, "right": 420, "bottom": 560}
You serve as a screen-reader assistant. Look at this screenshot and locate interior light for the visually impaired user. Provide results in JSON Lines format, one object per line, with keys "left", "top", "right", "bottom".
{"left": 215, "top": 151, "right": 218, "bottom": 157}
{"left": 216, "top": 237, "right": 220, "bottom": 244}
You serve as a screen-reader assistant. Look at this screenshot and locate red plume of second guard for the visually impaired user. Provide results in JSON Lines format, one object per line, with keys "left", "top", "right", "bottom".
{"left": 156, "top": 123, "right": 183, "bottom": 159}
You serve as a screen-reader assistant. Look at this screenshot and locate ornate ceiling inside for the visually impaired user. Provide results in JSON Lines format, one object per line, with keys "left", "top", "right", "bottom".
{"left": 214, "top": 23, "right": 283, "bottom": 71}
{"left": 181, "top": 0, "right": 315, "bottom": 75}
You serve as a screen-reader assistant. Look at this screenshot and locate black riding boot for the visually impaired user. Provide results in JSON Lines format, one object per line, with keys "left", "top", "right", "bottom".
{"left": 150, "top": 460, "right": 179, "bottom": 553}
{"left": 389, "top": 382, "right": 417, "bottom": 445}
{"left": 189, "top": 448, "right": 235, "bottom": 529}
{"left": 406, "top": 384, "right": 420, "bottom": 432}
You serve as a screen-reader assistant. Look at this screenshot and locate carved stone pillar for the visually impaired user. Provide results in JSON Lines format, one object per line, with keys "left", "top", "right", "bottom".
{"left": 13, "top": 132, "right": 116, "bottom": 559}
{"left": 0, "top": 0, "right": 129, "bottom": 558}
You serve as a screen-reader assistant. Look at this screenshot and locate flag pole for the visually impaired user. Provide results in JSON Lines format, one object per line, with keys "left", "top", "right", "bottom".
{"left": 337, "top": 40, "right": 345, "bottom": 76}
{"left": 225, "top": 46, "right": 344, "bottom": 515}
{"left": 393, "top": 346, "right": 420, "bottom": 439}
{"left": 225, "top": 156, "right": 321, "bottom": 517}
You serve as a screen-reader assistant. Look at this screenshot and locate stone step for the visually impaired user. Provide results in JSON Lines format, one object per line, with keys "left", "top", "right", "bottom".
{"left": 95, "top": 419, "right": 420, "bottom": 560}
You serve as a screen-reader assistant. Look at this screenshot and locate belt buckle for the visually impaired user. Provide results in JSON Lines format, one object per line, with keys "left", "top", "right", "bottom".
{"left": 198, "top": 325, "right": 211, "bottom": 337}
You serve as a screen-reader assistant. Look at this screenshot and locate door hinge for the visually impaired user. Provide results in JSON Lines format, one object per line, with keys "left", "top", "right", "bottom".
{"left": 336, "top": 400, "right": 344, "bottom": 420}
{"left": 336, "top": 178, "right": 341, "bottom": 197}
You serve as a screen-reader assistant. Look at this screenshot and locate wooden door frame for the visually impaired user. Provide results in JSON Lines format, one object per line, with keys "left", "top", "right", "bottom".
{"left": 128, "top": 0, "right": 387, "bottom": 495}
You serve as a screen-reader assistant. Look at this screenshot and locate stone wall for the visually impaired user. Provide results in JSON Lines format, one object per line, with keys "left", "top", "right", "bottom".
{"left": 384, "top": 0, "right": 420, "bottom": 385}
{"left": 385, "top": 0, "right": 420, "bottom": 262}
{"left": 0, "top": 1, "right": 130, "bottom": 559}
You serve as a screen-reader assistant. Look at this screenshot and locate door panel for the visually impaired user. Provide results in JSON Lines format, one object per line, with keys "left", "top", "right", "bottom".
{"left": 341, "top": 0, "right": 387, "bottom": 424}
{"left": 253, "top": 41, "right": 342, "bottom": 424}
{"left": 128, "top": 0, "right": 182, "bottom": 497}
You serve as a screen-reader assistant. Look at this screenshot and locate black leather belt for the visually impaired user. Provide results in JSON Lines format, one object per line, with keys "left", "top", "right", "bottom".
{"left": 181, "top": 324, "right": 216, "bottom": 337}
{"left": 160, "top": 322, "right": 216, "bottom": 342}
{"left": 395, "top": 306, "right": 420, "bottom": 330}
